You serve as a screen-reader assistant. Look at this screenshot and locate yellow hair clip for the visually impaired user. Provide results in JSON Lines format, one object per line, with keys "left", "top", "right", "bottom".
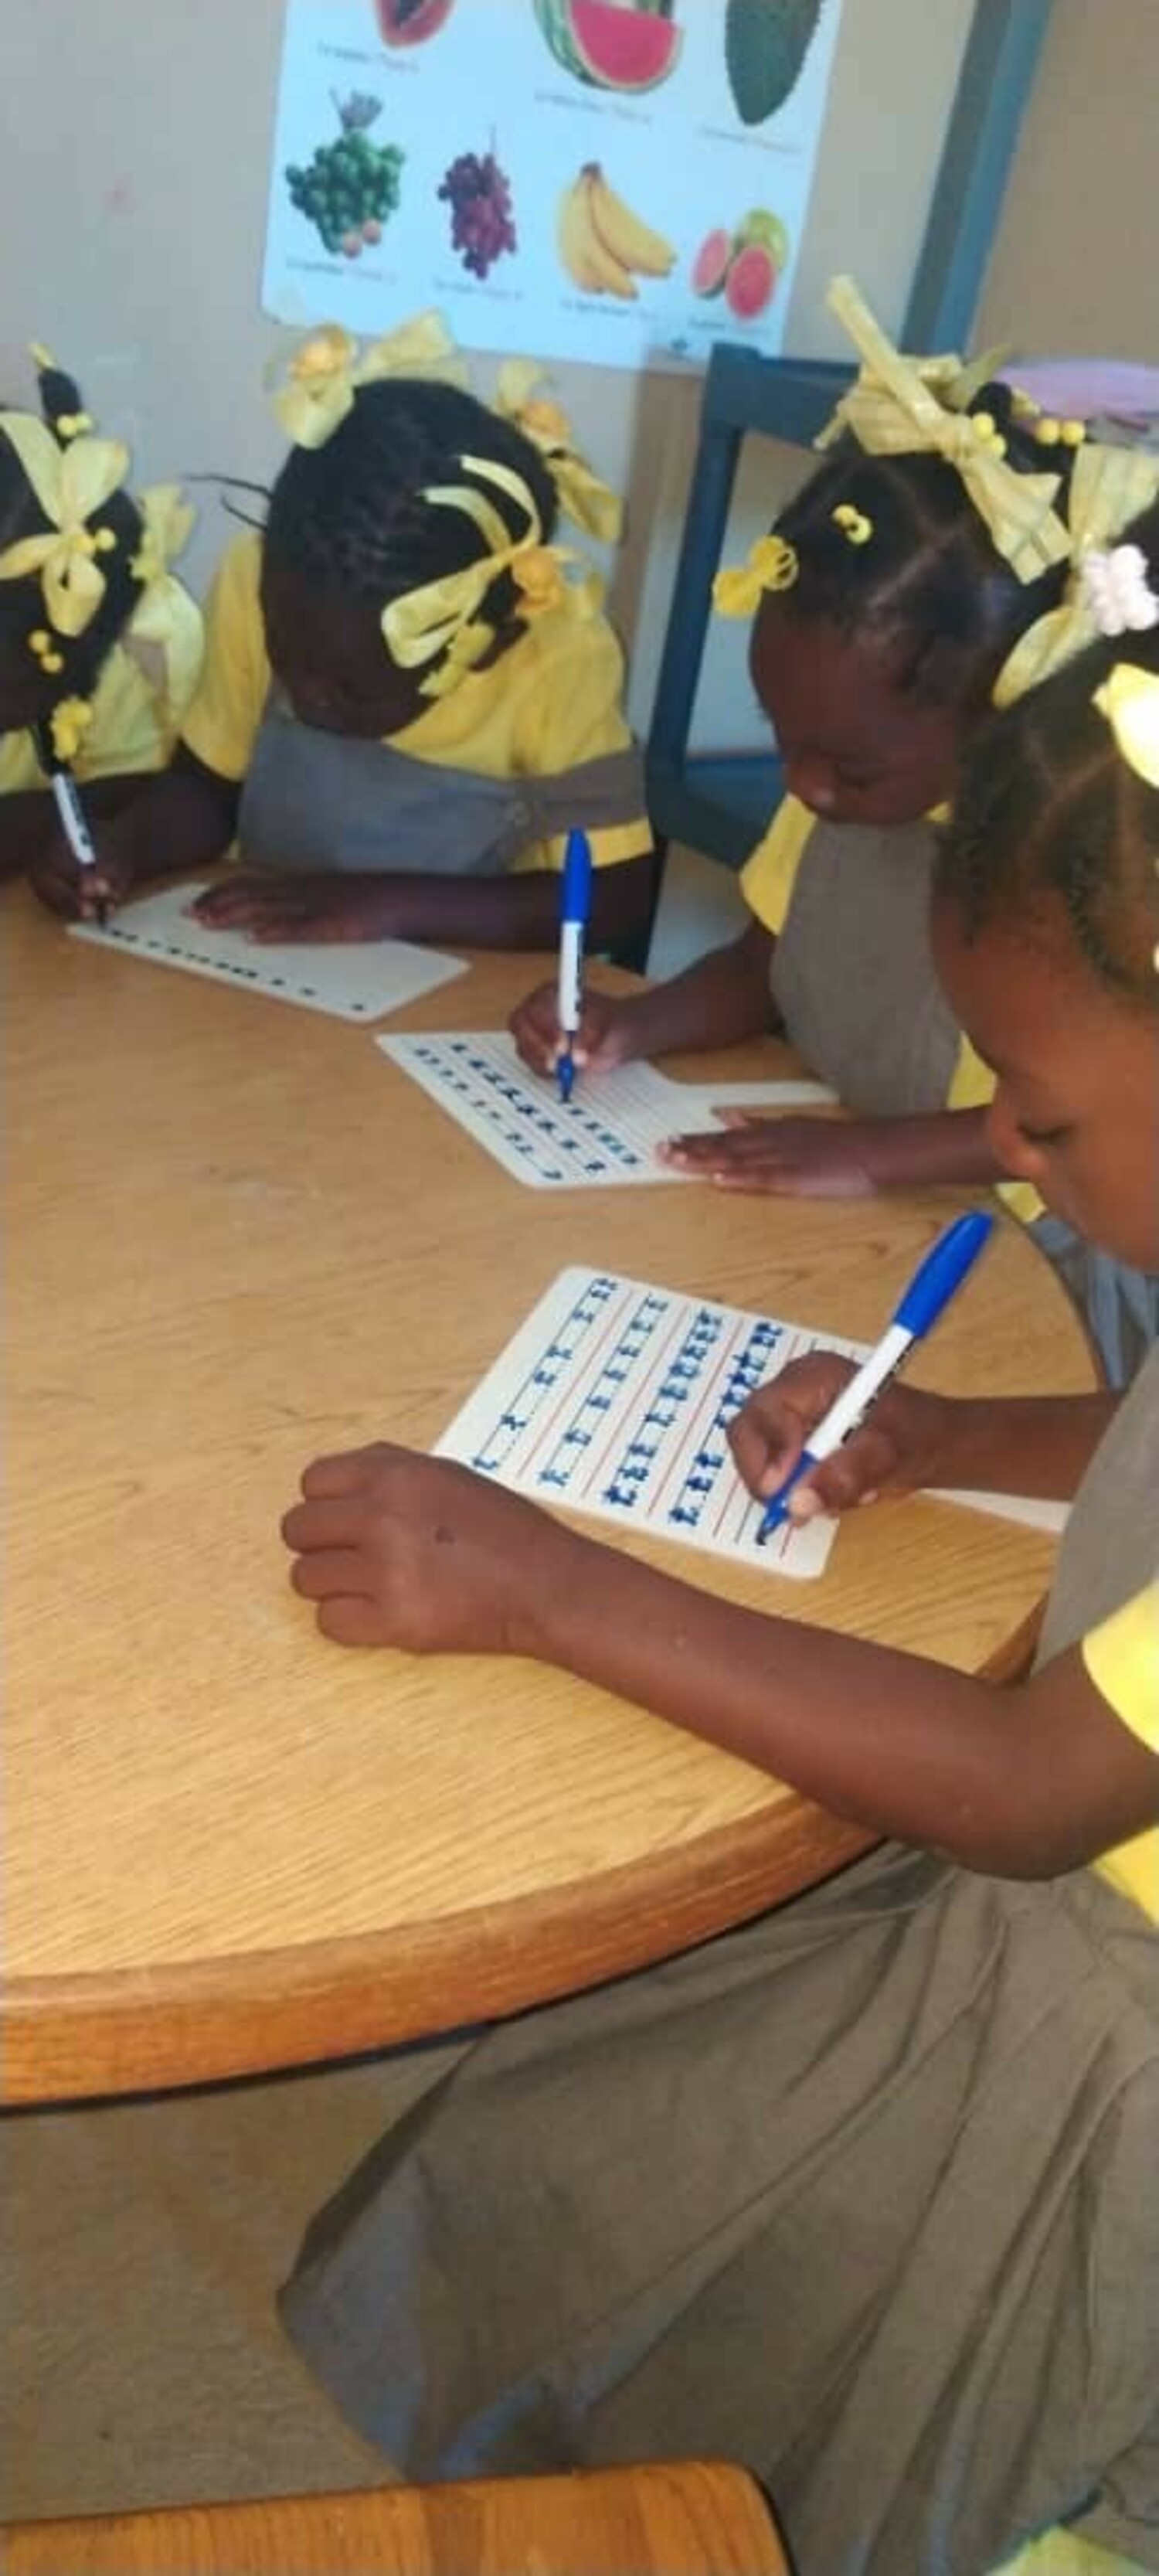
{"left": 28, "top": 628, "right": 65, "bottom": 674}
{"left": 494, "top": 359, "right": 624, "bottom": 545}
{"left": 831, "top": 502, "right": 873, "bottom": 546}
{"left": 713, "top": 534, "right": 799, "bottom": 618}
{"left": 818, "top": 276, "right": 1070, "bottom": 584}
{"left": 1093, "top": 661, "right": 1159, "bottom": 790}
{"left": 56, "top": 411, "right": 94, "bottom": 441}
{"left": 0, "top": 413, "right": 128, "bottom": 638}
{"left": 268, "top": 312, "right": 467, "bottom": 451}
{"left": 49, "top": 694, "right": 95, "bottom": 764}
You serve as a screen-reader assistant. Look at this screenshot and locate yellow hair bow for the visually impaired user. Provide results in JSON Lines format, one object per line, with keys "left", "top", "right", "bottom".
{"left": 713, "top": 533, "right": 799, "bottom": 618}
{"left": 494, "top": 358, "right": 623, "bottom": 545}
{"left": 992, "top": 443, "right": 1159, "bottom": 706}
{"left": 0, "top": 413, "right": 127, "bottom": 638}
{"left": 382, "top": 454, "right": 588, "bottom": 698}
{"left": 269, "top": 311, "right": 467, "bottom": 450}
{"left": 818, "top": 276, "right": 1071, "bottom": 586}
{"left": 1093, "top": 661, "right": 1159, "bottom": 790}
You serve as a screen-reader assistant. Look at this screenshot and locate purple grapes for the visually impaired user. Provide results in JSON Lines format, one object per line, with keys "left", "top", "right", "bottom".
{"left": 437, "top": 149, "right": 517, "bottom": 280}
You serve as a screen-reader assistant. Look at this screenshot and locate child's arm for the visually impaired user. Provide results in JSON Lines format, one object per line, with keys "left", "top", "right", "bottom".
{"left": 27, "top": 747, "right": 240, "bottom": 920}
{"left": 195, "top": 849, "right": 656, "bottom": 953}
{"left": 510, "top": 917, "right": 778, "bottom": 1074}
{"left": 661, "top": 1104, "right": 1004, "bottom": 1197}
{"left": 280, "top": 1393, "right": 1155, "bottom": 1883}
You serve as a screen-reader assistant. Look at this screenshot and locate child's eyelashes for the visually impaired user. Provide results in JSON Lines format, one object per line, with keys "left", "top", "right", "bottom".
{"left": 1018, "top": 1119, "right": 1072, "bottom": 1148}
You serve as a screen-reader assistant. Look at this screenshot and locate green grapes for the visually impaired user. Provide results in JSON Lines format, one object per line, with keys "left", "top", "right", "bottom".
{"left": 286, "top": 132, "right": 404, "bottom": 260}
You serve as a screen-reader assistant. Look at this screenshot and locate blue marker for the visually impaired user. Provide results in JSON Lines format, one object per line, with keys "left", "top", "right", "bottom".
{"left": 556, "top": 828, "right": 593, "bottom": 1105}
{"left": 756, "top": 1211, "right": 994, "bottom": 1543}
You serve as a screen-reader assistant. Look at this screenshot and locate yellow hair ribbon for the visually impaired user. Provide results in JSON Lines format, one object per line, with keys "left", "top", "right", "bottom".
{"left": 818, "top": 276, "right": 1071, "bottom": 586}
{"left": 494, "top": 358, "right": 624, "bottom": 545}
{"left": 992, "top": 443, "right": 1159, "bottom": 706}
{"left": 0, "top": 413, "right": 129, "bottom": 638}
{"left": 269, "top": 311, "right": 467, "bottom": 450}
{"left": 383, "top": 454, "right": 596, "bottom": 697}
{"left": 1093, "top": 661, "right": 1159, "bottom": 790}
{"left": 713, "top": 534, "right": 799, "bottom": 618}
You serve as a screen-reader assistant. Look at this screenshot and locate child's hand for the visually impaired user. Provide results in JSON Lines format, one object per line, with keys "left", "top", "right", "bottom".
{"left": 508, "top": 981, "right": 641, "bottom": 1080}
{"left": 729, "top": 1354, "right": 955, "bottom": 1520}
{"left": 660, "top": 1112, "right": 878, "bottom": 1197}
{"left": 28, "top": 824, "right": 134, "bottom": 922}
{"left": 281, "top": 1441, "right": 579, "bottom": 1655}
{"left": 191, "top": 874, "right": 400, "bottom": 944}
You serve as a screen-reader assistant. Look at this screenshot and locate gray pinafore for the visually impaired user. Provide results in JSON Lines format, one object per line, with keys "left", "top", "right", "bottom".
{"left": 769, "top": 814, "right": 1158, "bottom": 1387}
{"left": 282, "top": 1350, "right": 1159, "bottom": 2576}
{"left": 236, "top": 688, "right": 646, "bottom": 879}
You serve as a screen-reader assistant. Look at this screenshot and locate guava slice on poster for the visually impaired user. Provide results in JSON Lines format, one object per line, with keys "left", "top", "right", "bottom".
{"left": 735, "top": 207, "right": 790, "bottom": 269}
{"left": 724, "top": 241, "right": 777, "bottom": 319}
{"left": 692, "top": 228, "right": 733, "bottom": 298}
{"left": 376, "top": 0, "right": 456, "bottom": 48}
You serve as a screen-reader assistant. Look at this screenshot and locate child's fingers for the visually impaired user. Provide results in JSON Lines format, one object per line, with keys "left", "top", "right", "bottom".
{"left": 316, "top": 1595, "right": 389, "bottom": 1649}
{"left": 281, "top": 1496, "right": 376, "bottom": 1553}
{"left": 298, "top": 1441, "right": 403, "bottom": 1501}
{"left": 289, "top": 1547, "right": 371, "bottom": 1601}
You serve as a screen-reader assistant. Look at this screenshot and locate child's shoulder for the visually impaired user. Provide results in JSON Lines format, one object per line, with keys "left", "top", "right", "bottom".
{"left": 508, "top": 591, "right": 624, "bottom": 690}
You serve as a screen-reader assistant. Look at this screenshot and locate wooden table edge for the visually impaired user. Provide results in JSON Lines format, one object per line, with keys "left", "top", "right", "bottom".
{"left": 1, "top": 1607, "right": 1042, "bottom": 2105}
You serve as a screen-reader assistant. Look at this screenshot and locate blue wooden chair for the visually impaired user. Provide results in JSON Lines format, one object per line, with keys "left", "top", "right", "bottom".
{"left": 644, "top": 345, "right": 852, "bottom": 884}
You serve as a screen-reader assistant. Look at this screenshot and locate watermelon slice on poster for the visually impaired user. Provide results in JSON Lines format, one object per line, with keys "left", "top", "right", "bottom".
{"left": 533, "top": 0, "right": 682, "bottom": 94}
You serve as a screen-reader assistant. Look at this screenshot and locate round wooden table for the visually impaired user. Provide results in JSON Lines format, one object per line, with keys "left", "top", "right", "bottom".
{"left": 2, "top": 889, "right": 1093, "bottom": 2103}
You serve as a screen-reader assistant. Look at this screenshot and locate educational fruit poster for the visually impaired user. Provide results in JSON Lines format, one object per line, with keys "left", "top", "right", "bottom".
{"left": 261, "top": 0, "right": 848, "bottom": 372}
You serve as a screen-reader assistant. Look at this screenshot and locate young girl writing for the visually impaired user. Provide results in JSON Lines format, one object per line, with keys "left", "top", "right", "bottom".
{"left": 512, "top": 278, "right": 1159, "bottom": 1383}
{"left": 0, "top": 349, "right": 201, "bottom": 879}
{"left": 30, "top": 316, "right": 653, "bottom": 958}
{"left": 279, "top": 520, "right": 1159, "bottom": 2576}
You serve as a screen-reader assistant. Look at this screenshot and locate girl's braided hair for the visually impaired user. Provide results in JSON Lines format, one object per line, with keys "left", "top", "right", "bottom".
{"left": 263, "top": 376, "right": 559, "bottom": 654}
{"left": 771, "top": 383, "right": 1080, "bottom": 710}
{"left": 0, "top": 363, "right": 144, "bottom": 744}
{"left": 936, "top": 495, "right": 1159, "bottom": 1008}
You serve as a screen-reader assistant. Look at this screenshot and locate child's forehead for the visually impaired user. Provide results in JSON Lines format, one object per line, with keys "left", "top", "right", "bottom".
{"left": 752, "top": 605, "right": 924, "bottom": 740}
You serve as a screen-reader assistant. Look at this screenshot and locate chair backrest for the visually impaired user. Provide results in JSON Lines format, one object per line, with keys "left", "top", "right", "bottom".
{"left": 647, "top": 345, "right": 854, "bottom": 783}
{"left": 2, "top": 2460, "right": 792, "bottom": 2574}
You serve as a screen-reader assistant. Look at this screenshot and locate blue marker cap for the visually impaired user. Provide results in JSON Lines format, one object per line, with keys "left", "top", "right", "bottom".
{"left": 894, "top": 1211, "right": 993, "bottom": 1338}
{"left": 561, "top": 826, "right": 593, "bottom": 920}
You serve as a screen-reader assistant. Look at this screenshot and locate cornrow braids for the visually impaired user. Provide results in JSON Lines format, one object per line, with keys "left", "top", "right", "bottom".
{"left": 0, "top": 362, "right": 144, "bottom": 745}
{"left": 264, "top": 376, "right": 559, "bottom": 655}
{"left": 770, "top": 383, "right": 1079, "bottom": 711}
{"left": 937, "top": 496, "right": 1159, "bottom": 1009}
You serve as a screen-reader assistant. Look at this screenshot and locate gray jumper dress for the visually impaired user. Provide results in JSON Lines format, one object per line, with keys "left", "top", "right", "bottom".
{"left": 282, "top": 1349, "right": 1159, "bottom": 2576}
{"left": 766, "top": 814, "right": 1158, "bottom": 1388}
{"left": 236, "top": 689, "right": 646, "bottom": 880}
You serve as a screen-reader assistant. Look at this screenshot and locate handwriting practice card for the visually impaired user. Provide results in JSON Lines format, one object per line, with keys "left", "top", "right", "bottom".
{"left": 70, "top": 884, "right": 467, "bottom": 1023}
{"left": 379, "top": 1030, "right": 834, "bottom": 1189}
{"left": 437, "top": 1266, "right": 865, "bottom": 1580}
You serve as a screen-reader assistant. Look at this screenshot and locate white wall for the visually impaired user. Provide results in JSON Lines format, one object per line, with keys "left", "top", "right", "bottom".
{"left": 2, "top": 0, "right": 984, "bottom": 756}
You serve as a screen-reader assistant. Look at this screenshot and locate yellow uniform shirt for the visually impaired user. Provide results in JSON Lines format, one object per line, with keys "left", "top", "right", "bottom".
{"left": 182, "top": 533, "right": 646, "bottom": 872}
{"left": 741, "top": 795, "right": 1043, "bottom": 1224}
{"left": 0, "top": 636, "right": 185, "bottom": 794}
{"left": 1084, "top": 1577, "right": 1159, "bottom": 1923}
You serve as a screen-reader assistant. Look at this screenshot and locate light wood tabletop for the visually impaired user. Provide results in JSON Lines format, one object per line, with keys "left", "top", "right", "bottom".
{"left": 1, "top": 2460, "right": 789, "bottom": 2575}
{"left": 2, "top": 886, "right": 1093, "bottom": 2105}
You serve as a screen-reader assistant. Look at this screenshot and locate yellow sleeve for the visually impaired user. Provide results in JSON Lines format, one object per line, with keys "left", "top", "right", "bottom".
{"left": 947, "top": 1035, "right": 1045, "bottom": 1226}
{"left": 1084, "top": 1578, "right": 1159, "bottom": 1921}
{"left": 517, "top": 614, "right": 647, "bottom": 871}
{"left": 0, "top": 642, "right": 174, "bottom": 793}
{"left": 739, "top": 795, "right": 814, "bottom": 934}
{"left": 181, "top": 533, "right": 270, "bottom": 784}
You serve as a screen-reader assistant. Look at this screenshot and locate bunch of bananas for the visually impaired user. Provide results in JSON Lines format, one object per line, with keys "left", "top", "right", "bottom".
{"left": 557, "top": 162, "right": 675, "bottom": 299}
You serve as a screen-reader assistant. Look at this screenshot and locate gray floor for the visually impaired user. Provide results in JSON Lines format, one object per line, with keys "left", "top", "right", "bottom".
{"left": 5, "top": 849, "right": 746, "bottom": 2529}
